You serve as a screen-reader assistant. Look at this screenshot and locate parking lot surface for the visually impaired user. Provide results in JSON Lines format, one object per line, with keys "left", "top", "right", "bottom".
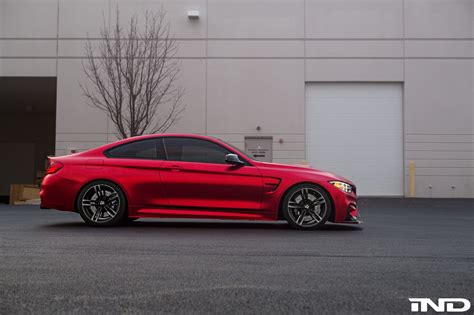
{"left": 0, "top": 198, "right": 473, "bottom": 314}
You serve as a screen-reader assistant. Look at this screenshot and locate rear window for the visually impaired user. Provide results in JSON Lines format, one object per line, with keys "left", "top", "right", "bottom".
{"left": 106, "top": 139, "right": 165, "bottom": 160}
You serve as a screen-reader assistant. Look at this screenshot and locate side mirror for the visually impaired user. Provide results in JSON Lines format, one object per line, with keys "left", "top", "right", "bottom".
{"left": 225, "top": 153, "right": 245, "bottom": 166}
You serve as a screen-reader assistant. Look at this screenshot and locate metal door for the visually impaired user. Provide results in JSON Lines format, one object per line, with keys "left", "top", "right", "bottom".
{"left": 244, "top": 137, "right": 273, "bottom": 162}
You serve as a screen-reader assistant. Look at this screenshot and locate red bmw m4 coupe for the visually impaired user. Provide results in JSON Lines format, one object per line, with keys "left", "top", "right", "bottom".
{"left": 40, "top": 134, "right": 361, "bottom": 229}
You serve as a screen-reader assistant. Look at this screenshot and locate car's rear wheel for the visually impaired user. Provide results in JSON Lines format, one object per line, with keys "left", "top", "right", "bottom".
{"left": 282, "top": 184, "right": 332, "bottom": 230}
{"left": 77, "top": 180, "right": 127, "bottom": 227}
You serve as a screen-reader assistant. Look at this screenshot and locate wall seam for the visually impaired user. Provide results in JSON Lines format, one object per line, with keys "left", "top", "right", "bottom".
{"left": 303, "top": 0, "right": 307, "bottom": 163}
{"left": 54, "top": 0, "right": 60, "bottom": 157}
{"left": 5, "top": 57, "right": 474, "bottom": 60}
{"left": 205, "top": 0, "right": 209, "bottom": 135}
{"left": 106, "top": 0, "right": 111, "bottom": 143}
{"left": 402, "top": 0, "right": 407, "bottom": 196}
{"left": 55, "top": 0, "right": 59, "bottom": 77}
{"left": 3, "top": 37, "right": 474, "bottom": 41}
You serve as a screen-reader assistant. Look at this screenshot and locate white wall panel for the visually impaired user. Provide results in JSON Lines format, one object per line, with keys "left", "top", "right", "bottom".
{"left": 208, "top": 0, "right": 304, "bottom": 38}
{"left": 112, "top": 0, "right": 207, "bottom": 39}
{"left": 58, "top": 0, "right": 110, "bottom": 38}
{"left": 0, "top": 40, "right": 57, "bottom": 57}
{"left": 207, "top": 59, "right": 305, "bottom": 134}
{"left": 404, "top": 60, "right": 472, "bottom": 134}
{"left": 411, "top": 176, "right": 473, "bottom": 198}
{"left": 0, "top": 0, "right": 58, "bottom": 38}
{"left": 58, "top": 39, "right": 206, "bottom": 58}
{"left": 305, "top": 0, "right": 403, "bottom": 39}
{"left": 404, "top": 0, "right": 473, "bottom": 38}
{"left": 0, "top": 59, "right": 56, "bottom": 76}
{"left": 306, "top": 59, "right": 404, "bottom": 82}
{"left": 208, "top": 40, "right": 304, "bottom": 58}
{"left": 306, "top": 40, "right": 403, "bottom": 58}
{"left": 56, "top": 59, "right": 108, "bottom": 134}
{"left": 405, "top": 40, "right": 474, "bottom": 58}
{"left": 162, "top": 59, "right": 207, "bottom": 134}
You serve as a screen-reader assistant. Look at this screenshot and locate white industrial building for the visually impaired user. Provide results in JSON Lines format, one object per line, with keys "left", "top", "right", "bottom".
{"left": 0, "top": 0, "right": 473, "bottom": 198}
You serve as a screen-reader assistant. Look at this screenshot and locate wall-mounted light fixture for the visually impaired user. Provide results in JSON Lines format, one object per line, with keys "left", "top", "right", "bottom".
{"left": 187, "top": 11, "right": 200, "bottom": 19}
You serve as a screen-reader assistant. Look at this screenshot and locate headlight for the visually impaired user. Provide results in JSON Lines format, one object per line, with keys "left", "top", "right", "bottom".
{"left": 329, "top": 181, "right": 352, "bottom": 193}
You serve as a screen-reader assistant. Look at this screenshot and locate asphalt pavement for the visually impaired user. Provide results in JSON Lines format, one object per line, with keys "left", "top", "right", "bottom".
{"left": 0, "top": 198, "right": 473, "bottom": 314}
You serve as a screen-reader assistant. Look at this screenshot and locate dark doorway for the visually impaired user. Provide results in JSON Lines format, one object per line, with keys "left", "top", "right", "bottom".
{"left": 0, "top": 77, "right": 57, "bottom": 203}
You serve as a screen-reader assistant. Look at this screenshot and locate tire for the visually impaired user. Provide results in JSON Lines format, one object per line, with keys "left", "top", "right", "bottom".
{"left": 282, "top": 183, "right": 332, "bottom": 230}
{"left": 77, "top": 180, "right": 127, "bottom": 227}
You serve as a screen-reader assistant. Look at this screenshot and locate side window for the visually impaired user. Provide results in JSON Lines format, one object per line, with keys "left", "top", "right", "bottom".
{"left": 106, "top": 139, "right": 165, "bottom": 160}
{"left": 164, "top": 138, "right": 231, "bottom": 164}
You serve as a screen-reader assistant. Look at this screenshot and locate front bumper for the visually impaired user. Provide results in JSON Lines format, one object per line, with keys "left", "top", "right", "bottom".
{"left": 342, "top": 216, "right": 363, "bottom": 224}
{"left": 327, "top": 185, "right": 362, "bottom": 224}
{"left": 341, "top": 203, "right": 363, "bottom": 224}
{"left": 341, "top": 202, "right": 363, "bottom": 224}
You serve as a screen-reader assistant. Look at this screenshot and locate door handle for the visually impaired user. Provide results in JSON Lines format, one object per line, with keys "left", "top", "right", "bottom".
{"left": 169, "top": 165, "right": 181, "bottom": 172}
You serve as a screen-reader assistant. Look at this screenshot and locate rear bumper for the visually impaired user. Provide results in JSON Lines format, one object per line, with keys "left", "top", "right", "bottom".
{"left": 40, "top": 174, "right": 78, "bottom": 212}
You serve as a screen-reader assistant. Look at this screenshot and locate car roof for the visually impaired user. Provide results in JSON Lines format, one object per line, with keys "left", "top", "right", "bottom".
{"left": 92, "top": 133, "right": 230, "bottom": 154}
{"left": 111, "top": 133, "right": 210, "bottom": 144}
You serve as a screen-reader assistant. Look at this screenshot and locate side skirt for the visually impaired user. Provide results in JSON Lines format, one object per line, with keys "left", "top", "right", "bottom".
{"left": 136, "top": 208, "right": 275, "bottom": 221}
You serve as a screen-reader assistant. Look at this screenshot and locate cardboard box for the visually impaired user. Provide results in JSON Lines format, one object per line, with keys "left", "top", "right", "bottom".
{"left": 9, "top": 184, "right": 40, "bottom": 205}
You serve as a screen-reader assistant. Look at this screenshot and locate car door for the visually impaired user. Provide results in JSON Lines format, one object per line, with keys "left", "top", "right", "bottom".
{"left": 159, "top": 137, "right": 263, "bottom": 211}
{"left": 104, "top": 138, "right": 167, "bottom": 209}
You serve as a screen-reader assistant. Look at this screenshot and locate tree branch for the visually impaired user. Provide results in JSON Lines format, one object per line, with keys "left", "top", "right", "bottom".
{"left": 81, "top": 6, "right": 185, "bottom": 139}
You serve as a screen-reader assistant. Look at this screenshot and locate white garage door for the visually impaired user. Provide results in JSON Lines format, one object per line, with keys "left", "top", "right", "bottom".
{"left": 306, "top": 83, "right": 403, "bottom": 196}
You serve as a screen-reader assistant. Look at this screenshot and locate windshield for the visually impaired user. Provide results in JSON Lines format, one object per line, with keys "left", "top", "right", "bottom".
{"left": 211, "top": 137, "right": 254, "bottom": 160}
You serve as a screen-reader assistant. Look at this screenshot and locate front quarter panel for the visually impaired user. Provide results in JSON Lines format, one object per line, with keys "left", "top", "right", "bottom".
{"left": 257, "top": 164, "right": 357, "bottom": 222}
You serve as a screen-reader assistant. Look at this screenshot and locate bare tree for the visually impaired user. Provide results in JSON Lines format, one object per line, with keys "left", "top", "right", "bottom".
{"left": 82, "top": 8, "right": 184, "bottom": 139}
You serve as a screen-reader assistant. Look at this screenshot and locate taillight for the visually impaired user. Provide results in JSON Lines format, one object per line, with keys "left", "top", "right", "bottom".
{"left": 46, "top": 160, "right": 63, "bottom": 174}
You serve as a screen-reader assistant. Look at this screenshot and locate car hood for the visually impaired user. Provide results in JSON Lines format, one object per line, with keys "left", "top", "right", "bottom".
{"left": 254, "top": 161, "right": 354, "bottom": 185}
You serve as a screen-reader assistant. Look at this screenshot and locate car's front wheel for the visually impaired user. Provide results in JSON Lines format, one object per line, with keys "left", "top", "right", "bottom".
{"left": 77, "top": 180, "right": 127, "bottom": 227}
{"left": 282, "top": 184, "right": 332, "bottom": 230}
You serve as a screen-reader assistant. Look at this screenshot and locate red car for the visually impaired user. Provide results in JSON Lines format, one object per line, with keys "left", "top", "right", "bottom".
{"left": 40, "top": 134, "right": 361, "bottom": 229}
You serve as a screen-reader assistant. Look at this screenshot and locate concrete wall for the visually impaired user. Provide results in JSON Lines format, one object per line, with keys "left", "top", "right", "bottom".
{"left": 0, "top": 0, "right": 473, "bottom": 197}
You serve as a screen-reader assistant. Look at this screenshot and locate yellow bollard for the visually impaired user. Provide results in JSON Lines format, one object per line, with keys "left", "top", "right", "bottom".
{"left": 409, "top": 161, "right": 416, "bottom": 197}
